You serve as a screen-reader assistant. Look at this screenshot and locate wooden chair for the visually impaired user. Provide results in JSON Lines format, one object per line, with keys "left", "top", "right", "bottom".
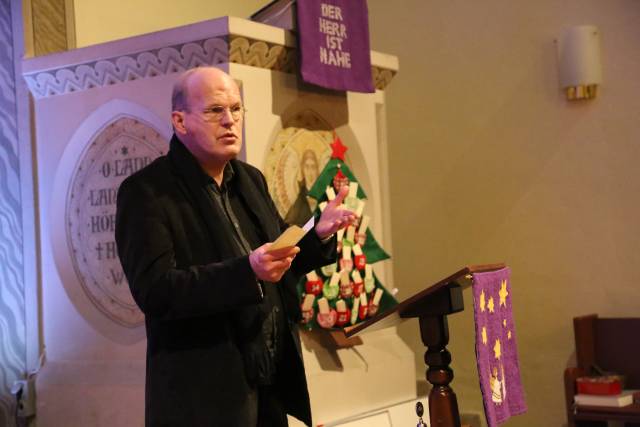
{"left": 564, "top": 314, "right": 640, "bottom": 427}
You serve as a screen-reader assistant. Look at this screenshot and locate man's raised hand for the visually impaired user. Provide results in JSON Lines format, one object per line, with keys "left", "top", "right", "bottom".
{"left": 315, "top": 185, "right": 356, "bottom": 240}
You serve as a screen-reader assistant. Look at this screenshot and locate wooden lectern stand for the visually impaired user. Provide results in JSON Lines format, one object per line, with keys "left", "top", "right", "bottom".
{"left": 345, "top": 264, "right": 506, "bottom": 427}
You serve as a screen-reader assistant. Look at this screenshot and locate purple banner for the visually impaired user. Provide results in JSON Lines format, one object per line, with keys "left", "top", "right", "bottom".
{"left": 472, "top": 267, "right": 527, "bottom": 427}
{"left": 296, "top": 0, "right": 374, "bottom": 93}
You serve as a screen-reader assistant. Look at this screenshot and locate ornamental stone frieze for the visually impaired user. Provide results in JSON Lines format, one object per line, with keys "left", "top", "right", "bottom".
{"left": 372, "top": 67, "right": 396, "bottom": 91}
{"left": 23, "top": 17, "right": 397, "bottom": 99}
{"left": 23, "top": 37, "right": 229, "bottom": 99}
{"left": 229, "top": 36, "right": 297, "bottom": 73}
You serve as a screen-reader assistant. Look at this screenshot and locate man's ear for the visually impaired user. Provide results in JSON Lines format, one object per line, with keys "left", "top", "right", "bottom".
{"left": 171, "top": 111, "right": 187, "bottom": 135}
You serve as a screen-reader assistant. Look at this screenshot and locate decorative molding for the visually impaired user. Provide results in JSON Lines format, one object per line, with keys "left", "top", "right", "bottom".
{"left": 372, "top": 66, "right": 396, "bottom": 91}
{"left": 229, "top": 36, "right": 297, "bottom": 73}
{"left": 23, "top": 32, "right": 397, "bottom": 99}
{"left": 0, "top": 0, "right": 25, "bottom": 425}
{"left": 229, "top": 36, "right": 396, "bottom": 90}
{"left": 23, "top": 37, "right": 230, "bottom": 99}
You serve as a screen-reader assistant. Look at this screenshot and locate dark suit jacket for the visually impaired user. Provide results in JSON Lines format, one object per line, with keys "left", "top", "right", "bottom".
{"left": 115, "top": 135, "right": 334, "bottom": 426}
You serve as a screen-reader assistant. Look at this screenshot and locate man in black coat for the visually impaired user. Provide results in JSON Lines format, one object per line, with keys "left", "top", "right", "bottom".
{"left": 115, "top": 67, "right": 354, "bottom": 426}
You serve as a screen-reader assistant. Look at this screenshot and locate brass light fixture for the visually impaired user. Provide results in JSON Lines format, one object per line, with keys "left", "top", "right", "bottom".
{"left": 557, "top": 26, "right": 603, "bottom": 101}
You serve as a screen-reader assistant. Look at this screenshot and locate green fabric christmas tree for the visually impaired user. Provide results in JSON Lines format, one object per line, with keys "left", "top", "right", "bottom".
{"left": 297, "top": 134, "right": 397, "bottom": 330}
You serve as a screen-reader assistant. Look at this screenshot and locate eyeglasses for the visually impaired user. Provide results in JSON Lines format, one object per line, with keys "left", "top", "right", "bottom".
{"left": 200, "top": 105, "right": 246, "bottom": 122}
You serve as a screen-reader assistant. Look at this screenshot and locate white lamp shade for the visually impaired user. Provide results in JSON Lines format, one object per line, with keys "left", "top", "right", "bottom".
{"left": 558, "top": 25, "right": 602, "bottom": 88}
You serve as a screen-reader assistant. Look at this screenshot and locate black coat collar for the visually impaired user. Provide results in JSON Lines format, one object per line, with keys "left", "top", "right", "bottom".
{"left": 167, "top": 135, "right": 280, "bottom": 251}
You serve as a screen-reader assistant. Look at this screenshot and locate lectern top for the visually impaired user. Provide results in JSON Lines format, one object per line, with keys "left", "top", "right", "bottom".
{"left": 344, "top": 263, "right": 506, "bottom": 337}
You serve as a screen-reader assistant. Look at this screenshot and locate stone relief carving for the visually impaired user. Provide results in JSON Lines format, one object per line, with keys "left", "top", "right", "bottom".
{"left": 66, "top": 116, "right": 167, "bottom": 327}
{"left": 24, "top": 35, "right": 395, "bottom": 99}
{"left": 229, "top": 36, "right": 297, "bottom": 72}
{"left": 24, "top": 37, "right": 229, "bottom": 99}
{"left": 372, "top": 67, "right": 396, "bottom": 91}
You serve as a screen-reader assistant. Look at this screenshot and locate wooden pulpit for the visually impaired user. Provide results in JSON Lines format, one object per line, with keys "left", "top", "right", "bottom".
{"left": 345, "top": 264, "right": 506, "bottom": 427}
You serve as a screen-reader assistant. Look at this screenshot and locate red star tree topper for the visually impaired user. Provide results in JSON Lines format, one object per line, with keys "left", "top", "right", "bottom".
{"left": 330, "top": 134, "right": 348, "bottom": 161}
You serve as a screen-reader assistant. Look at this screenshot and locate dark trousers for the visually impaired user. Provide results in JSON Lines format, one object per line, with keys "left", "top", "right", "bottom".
{"left": 247, "top": 384, "right": 289, "bottom": 427}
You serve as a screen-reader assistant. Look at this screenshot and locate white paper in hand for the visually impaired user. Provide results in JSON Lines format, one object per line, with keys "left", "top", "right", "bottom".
{"left": 267, "top": 216, "right": 315, "bottom": 253}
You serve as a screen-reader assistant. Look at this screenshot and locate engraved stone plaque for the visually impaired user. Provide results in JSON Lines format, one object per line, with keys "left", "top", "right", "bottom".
{"left": 67, "top": 116, "right": 167, "bottom": 327}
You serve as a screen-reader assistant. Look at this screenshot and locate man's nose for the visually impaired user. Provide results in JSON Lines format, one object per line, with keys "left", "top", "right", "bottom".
{"left": 219, "top": 109, "right": 235, "bottom": 126}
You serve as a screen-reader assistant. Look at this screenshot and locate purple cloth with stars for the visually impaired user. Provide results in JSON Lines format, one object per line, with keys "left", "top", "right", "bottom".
{"left": 472, "top": 267, "right": 527, "bottom": 426}
{"left": 296, "top": 0, "right": 374, "bottom": 93}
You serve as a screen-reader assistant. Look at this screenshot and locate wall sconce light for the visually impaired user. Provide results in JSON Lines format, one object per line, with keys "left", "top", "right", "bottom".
{"left": 557, "top": 25, "right": 602, "bottom": 101}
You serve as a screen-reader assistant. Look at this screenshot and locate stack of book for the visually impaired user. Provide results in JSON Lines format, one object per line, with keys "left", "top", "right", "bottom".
{"left": 574, "top": 376, "right": 637, "bottom": 408}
